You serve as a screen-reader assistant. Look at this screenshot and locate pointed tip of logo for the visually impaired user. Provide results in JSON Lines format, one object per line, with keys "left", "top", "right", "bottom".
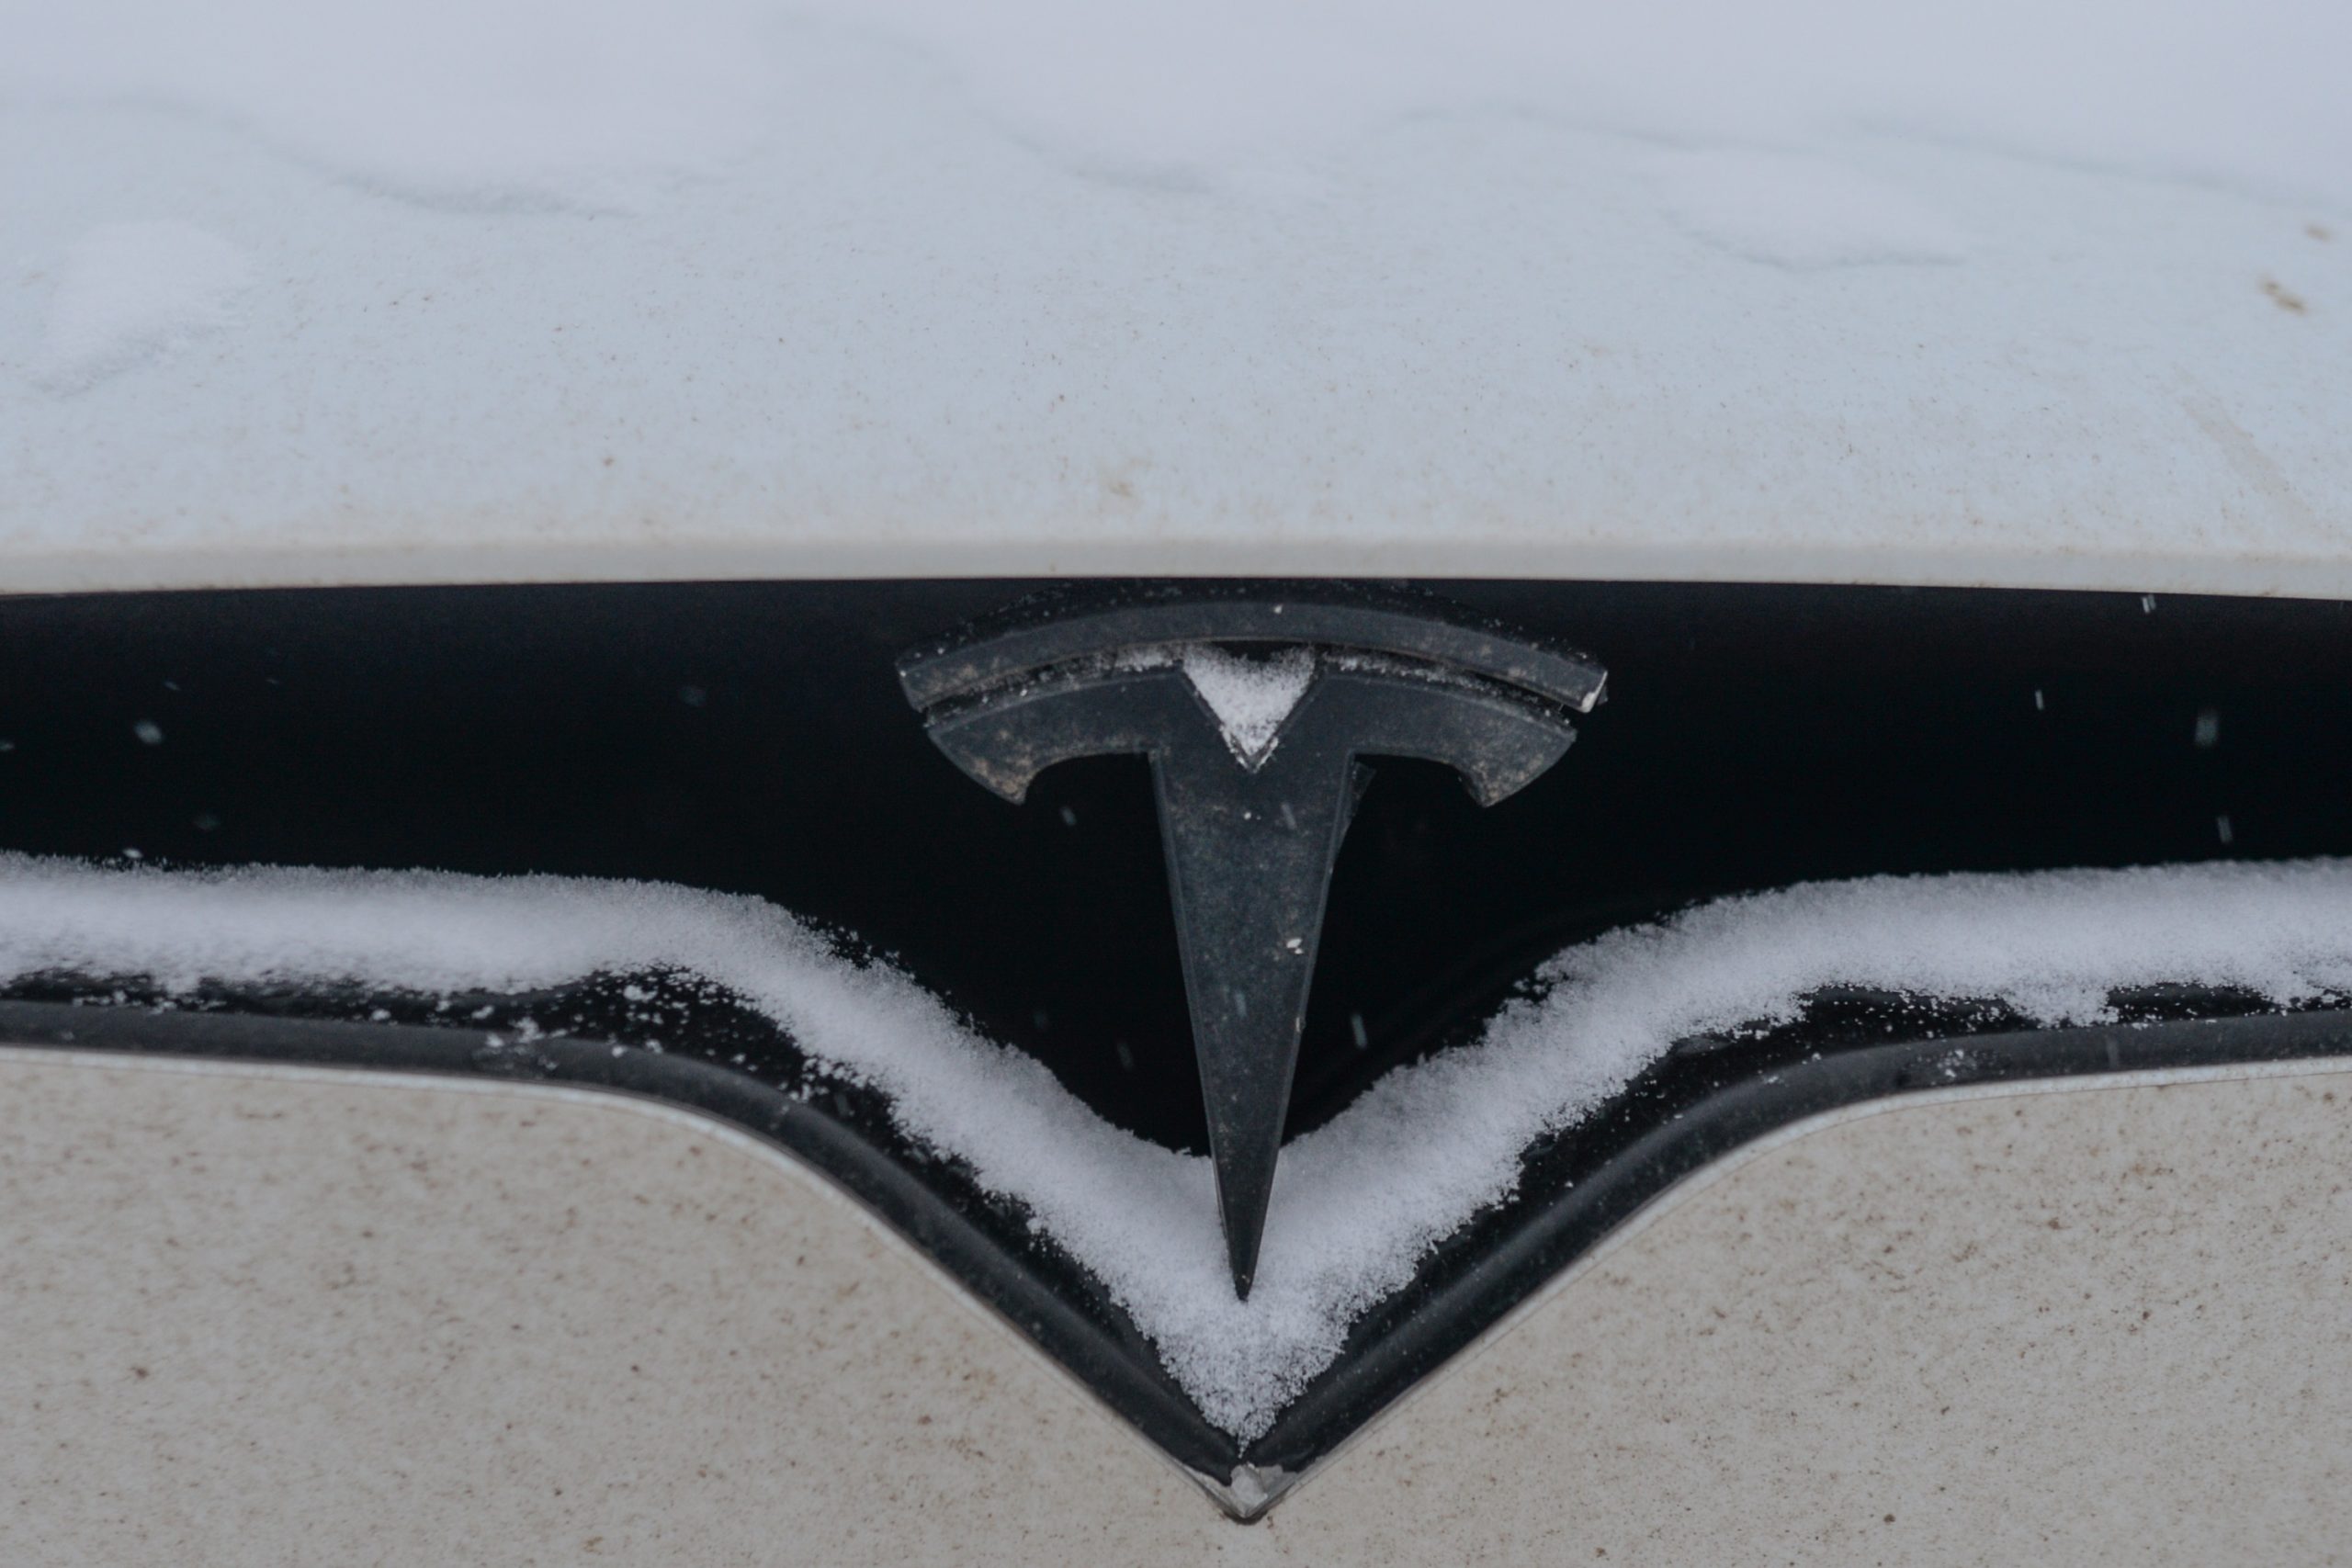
{"left": 1218, "top": 1156, "right": 1273, "bottom": 1299}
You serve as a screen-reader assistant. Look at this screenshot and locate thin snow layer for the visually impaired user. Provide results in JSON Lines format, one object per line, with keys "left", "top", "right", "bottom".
{"left": 36, "top": 222, "right": 249, "bottom": 389}
{"left": 6, "top": 853, "right": 2352, "bottom": 1438}
{"left": 1178, "top": 646, "right": 1317, "bottom": 766}
{"left": 1650, "top": 150, "right": 1970, "bottom": 268}
{"left": 4, "top": 1, "right": 2349, "bottom": 592}
{"left": 8, "top": 1, "right": 2344, "bottom": 205}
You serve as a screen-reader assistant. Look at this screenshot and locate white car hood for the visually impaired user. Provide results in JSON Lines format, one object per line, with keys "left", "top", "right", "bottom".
{"left": 3, "top": 0, "right": 2347, "bottom": 594}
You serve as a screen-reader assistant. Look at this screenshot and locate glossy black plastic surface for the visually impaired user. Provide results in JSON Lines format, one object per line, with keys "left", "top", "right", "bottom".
{"left": 4, "top": 581, "right": 2348, "bottom": 1154}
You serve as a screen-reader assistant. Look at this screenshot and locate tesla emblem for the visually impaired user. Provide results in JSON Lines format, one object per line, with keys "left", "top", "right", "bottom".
{"left": 900, "top": 588, "right": 1605, "bottom": 1296}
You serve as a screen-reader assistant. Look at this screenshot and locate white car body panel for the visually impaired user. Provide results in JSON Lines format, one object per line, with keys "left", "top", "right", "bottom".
{"left": 4, "top": 1, "right": 2347, "bottom": 596}
{"left": 5, "top": 1049, "right": 2347, "bottom": 1562}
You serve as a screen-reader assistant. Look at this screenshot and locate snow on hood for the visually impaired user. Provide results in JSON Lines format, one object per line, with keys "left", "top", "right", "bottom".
{"left": 1, "top": 1, "right": 2347, "bottom": 593}
{"left": 4, "top": 852, "right": 2352, "bottom": 1438}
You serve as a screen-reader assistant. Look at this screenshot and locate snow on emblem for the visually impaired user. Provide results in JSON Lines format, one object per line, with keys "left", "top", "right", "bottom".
{"left": 900, "top": 588, "right": 1606, "bottom": 1296}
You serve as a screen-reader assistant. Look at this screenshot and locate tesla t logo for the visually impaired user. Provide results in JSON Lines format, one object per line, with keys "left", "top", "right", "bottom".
{"left": 900, "top": 589, "right": 1605, "bottom": 1296}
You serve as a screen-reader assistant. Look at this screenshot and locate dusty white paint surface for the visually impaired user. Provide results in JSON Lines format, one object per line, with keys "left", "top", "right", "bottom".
{"left": 2, "top": 1, "right": 2347, "bottom": 594}
{"left": 1278, "top": 1062, "right": 2352, "bottom": 1562}
{"left": 0, "top": 1052, "right": 1226, "bottom": 1564}
{"left": 4, "top": 1049, "right": 2348, "bottom": 1564}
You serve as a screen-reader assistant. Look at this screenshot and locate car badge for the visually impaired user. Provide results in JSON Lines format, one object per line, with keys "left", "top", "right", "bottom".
{"left": 900, "top": 588, "right": 1605, "bottom": 1295}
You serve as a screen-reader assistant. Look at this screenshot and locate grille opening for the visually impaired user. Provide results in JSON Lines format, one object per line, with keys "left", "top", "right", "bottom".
{"left": 1, "top": 579, "right": 2347, "bottom": 1152}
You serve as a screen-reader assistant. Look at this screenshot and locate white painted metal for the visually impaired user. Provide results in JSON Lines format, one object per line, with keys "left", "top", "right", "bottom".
{"left": 3, "top": 2, "right": 2346, "bottom": 595}
{"left": 6, "top": 1049, "right": 2348, "bottom": 1562}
